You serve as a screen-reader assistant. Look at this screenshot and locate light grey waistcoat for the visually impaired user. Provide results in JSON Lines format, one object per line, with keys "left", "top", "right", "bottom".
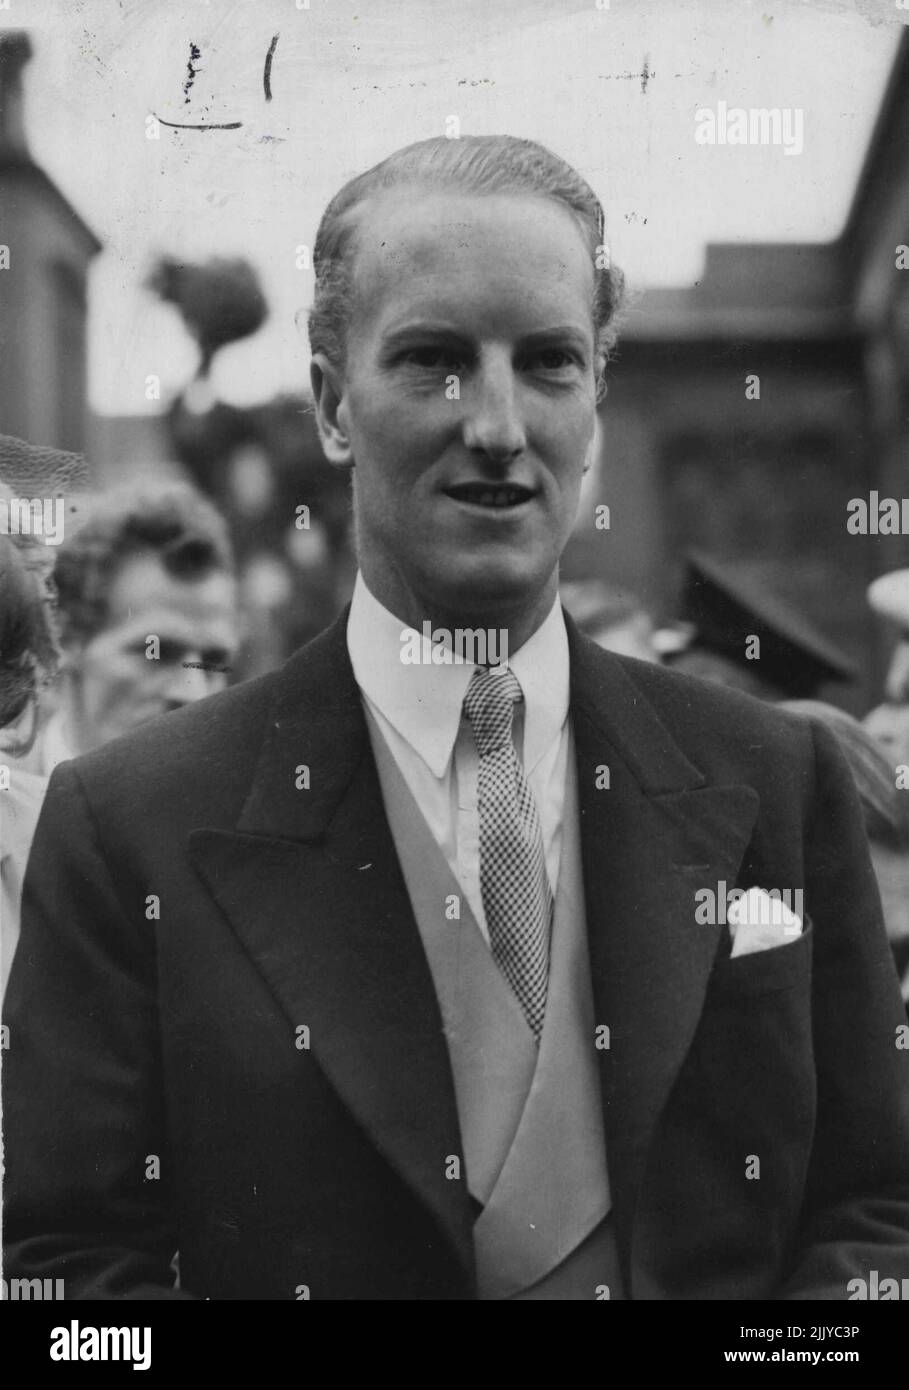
{"left": 364, "top": 705, "right": 624, "bottom": 1300}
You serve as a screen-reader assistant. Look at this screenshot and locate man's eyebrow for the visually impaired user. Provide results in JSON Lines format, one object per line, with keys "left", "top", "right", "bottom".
{"left": 380, "top": 323, "right": 592, "bottom": 349}
{"left": 518, "top": 325, "right": 592, "bottom": 349}
{"left": 380, "top": 322, "right": 472, "bottom": 345}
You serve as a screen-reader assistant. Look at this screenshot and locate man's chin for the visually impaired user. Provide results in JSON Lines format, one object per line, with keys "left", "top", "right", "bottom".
{"left": 424, "top": 558, "right": 555, "bottom": 619}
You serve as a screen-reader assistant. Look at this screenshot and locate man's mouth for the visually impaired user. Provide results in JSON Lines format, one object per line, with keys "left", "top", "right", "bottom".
{"left": 444, "top": 482, "right": 538, "bottom": 509}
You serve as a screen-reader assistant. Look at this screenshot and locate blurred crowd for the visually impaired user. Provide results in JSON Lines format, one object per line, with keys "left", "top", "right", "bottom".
{"left": 2, "top": 426, "right": 909, "bottom": 1008}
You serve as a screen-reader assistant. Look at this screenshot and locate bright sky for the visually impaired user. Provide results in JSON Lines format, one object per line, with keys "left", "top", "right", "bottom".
{"left": 7, "top": 0, "right": 903, "bottom": 413}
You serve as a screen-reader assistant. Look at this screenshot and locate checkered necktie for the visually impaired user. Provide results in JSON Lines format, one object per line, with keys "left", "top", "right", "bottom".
{"left": 463, "top": 665, "right": 553, "bottom": 1041}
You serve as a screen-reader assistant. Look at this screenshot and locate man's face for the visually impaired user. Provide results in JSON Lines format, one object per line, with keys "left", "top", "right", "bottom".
{"left": 64, "top": 549, "right": 239, "bottom": 754}
{"left": 315, "top": 190, "right": 599, "bottom": 631}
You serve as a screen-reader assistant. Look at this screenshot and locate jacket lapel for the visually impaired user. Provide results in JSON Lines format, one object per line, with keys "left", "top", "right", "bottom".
{"left": 566, "top": 620, "right": 760, "bottom": 1292}
{"left": 188, "top": 614, "right": 475, "bottom": 1281}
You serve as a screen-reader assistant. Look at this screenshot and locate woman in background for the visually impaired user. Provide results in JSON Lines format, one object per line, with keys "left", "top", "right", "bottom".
{"left": 0, "top": 522, "right": 60, "bottom": 1000}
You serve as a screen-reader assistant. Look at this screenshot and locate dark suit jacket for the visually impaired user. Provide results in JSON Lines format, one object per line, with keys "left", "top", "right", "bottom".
{"left": 4, "top": 612, "right": 909, "bottom": 1300}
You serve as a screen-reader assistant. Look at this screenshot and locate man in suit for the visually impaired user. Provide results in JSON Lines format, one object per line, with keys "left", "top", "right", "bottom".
{"left": 4, "top": 134, "right": 909, "bottom": 1301}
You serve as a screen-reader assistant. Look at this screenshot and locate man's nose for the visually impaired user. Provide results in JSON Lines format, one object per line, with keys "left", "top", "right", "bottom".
{"left": 461, "top": 352, "right": 526, "bottom": 462}
{"left": 163, "top": 657, "right": 220, "bottom": 708}
{"left": 884, "top": 640, "right": 909, "bottom": 703}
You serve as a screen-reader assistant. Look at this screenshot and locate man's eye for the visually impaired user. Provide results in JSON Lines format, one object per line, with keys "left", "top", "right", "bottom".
{"left": 528, "top": 349, "right": 577, "bottom": 371}
{"left": 400, "top": 346, "right": 463, "bottom": 371}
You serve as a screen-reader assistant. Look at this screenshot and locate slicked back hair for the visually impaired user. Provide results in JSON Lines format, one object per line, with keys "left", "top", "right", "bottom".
{"left": 308, "top": 134, "right": 625, "bottom": 401}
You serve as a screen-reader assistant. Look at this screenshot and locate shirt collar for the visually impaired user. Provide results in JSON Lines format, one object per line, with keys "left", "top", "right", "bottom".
{"left": 346, "top": 572, "right": 570, "bottom": 779}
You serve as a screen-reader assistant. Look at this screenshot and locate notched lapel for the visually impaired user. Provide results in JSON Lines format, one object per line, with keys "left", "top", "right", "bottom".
{"left": 567, "top": 623, "right": 761, "bottom": 1286}
{"left": 187, "top": 615, "right": 474, "bottom": 1280}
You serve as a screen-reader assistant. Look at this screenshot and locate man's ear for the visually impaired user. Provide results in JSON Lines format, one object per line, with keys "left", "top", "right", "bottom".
{"left": 310, "top": 353, "right": 353, "bottom": 468}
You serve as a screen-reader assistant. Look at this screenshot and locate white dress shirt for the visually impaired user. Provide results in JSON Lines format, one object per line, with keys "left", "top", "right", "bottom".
{"left": 347, "top": 573, "right": 571, "bottom": 942}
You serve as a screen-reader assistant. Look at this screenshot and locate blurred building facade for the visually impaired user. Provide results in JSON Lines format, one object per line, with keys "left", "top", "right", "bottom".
{"left": 0, "top": 32, "right": 100, "bottom": 453}
{"left": 568, "top": 31, "right": 909, "bottom": 714}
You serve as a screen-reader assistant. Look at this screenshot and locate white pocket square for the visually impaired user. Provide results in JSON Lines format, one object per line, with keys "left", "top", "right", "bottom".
{"left": 728, "top": 887, "right": 803, "bottom": 959}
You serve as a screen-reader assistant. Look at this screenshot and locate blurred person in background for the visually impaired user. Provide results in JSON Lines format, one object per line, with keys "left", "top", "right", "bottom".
{"left": 666, "top": 550, "right": 856, "bottom": 703}
{"left": 17, "top": 483, "right": 242, "bottom": 776}
{"left": 783, "top": 699, "right": 909, "bottom": 1012}
{"left": 0, "top": 523, "right": 60, "bottom": 1000}
{"left": 865, "top": 568, "right": 909, "bottom": 774}
{"left": 560, "top": 579, "right": 661, "bottom": 663}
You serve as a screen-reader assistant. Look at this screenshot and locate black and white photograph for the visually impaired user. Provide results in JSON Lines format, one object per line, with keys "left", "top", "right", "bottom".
{"left": 2, "top": 0, "right": 909, "bottom": 1349}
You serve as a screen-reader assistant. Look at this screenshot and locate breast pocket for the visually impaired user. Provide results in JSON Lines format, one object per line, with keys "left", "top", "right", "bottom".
{"left": 707, "top": 917, "right": 814, "bottom": 1002}
{"left": 694, "top": 919, "right": 817, "bottom": 1174}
